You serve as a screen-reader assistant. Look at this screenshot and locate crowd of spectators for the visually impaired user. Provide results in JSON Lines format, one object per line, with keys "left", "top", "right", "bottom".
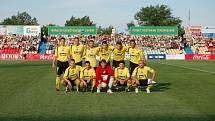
{"left": 45, "top": 35, "right": 183, "bottom": 53}
{"left": 1, "top": 34, "right": 214, "bottom": 55}
{"left": 0, "top": 34, "right": 40, "bottom": 54}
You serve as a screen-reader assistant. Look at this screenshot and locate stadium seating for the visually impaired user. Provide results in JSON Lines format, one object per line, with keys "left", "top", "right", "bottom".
{"left": 191, "top": 46, "right": 210, "bottom": 54}
{"left": 0, "top": 47, "right": 22, "bottom": 54}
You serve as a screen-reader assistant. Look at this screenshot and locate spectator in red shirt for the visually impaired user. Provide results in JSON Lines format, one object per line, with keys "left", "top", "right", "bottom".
{"left": 96, "top": 59, "right": 114, "bottom": 93}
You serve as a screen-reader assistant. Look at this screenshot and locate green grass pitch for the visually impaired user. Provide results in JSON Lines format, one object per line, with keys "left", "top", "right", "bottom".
{"left": 0, "top": 60, "right": 215, "bottom": 121}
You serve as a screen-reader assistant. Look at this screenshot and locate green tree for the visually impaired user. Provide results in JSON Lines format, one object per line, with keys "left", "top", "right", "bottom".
{"left": 65, "top": 16, "right": 95, "bottom": 26}
{"left": 97, "top": 26, "right": 113, "bottom": 35}
{"left": 134, "top": 4, "right": 184, "bottom": 36}
{"left": 0, "top": 12, "right": 38, "bottom": 25}
{"left": 127, "top": 21, "right": 135, "bottom": 30}
{"left": 41, "top": 24, "right": 56, "bottom": 36}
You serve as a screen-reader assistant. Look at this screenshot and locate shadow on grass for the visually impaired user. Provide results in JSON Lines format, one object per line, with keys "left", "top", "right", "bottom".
{"left": 153, "top": 82, "right": 171, "bottom": 92}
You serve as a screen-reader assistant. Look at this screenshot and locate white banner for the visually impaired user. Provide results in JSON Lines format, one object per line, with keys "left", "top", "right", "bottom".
{"left": 24, "top": 26, "right": 41, "bottom": 36}
{"left": 166, "top": 54, "right": 185, "bottom": 60}
{"left": 0, "top": 26, "right": 7, "bottom": 35}
{"left": 202, "top": 26, "right": 215, "bottom": 33}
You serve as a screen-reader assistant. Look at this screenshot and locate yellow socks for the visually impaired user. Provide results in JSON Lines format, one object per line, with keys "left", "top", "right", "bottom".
{"left": 56, "top": 76, "right": 61, "bottom": 89}
{"left": 147, "top": 85, "right": 153, "bottom": 90}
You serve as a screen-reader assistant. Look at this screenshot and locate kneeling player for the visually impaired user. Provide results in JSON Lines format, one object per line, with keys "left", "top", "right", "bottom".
{"left": 132, "top": 60, "right": 156, "bottom": 93}
{"left": 61, "top": 59, "right": 82, "bottom": 93}
{"left": 96, "top": 60, "right": 114, "bottom": 93}
{"left": 113, "top": 62, "right": 132, "bottom": 91}
{"left": 80, "top": 61, "right": 96, "bottom": 92}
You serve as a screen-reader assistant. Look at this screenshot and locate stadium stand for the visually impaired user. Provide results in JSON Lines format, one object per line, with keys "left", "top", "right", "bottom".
{"left": 0, "top": 35, "right": 40, "bottom": 54}
{"left": 1, "top": 34, "right": 214, "bottom": 55}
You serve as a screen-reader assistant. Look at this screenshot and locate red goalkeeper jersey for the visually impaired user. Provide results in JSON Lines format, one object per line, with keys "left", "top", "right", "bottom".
{"left": 96, "top": 65, "right": 114, "bottom": 81}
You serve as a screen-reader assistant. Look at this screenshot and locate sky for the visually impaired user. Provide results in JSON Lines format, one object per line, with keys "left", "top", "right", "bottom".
{"left": 0, "top": 0, "right": 214, "bottom": 32}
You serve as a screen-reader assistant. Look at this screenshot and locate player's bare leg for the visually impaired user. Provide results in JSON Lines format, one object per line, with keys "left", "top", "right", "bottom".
{"left": 56, "top": 75, "right": 61, "bottom": 92}
{"left": 132, "top": 79, "right": 139, "bottom": 93}
{"left": 107, "top": 77, "right": 114, "bottom": 93}
{"left": 113, "top": 80, "right": 119, "bottom": 90}
{"left": 91, "top": 79, "right": 96, "bottom": 92}
{"left": 83, "top": 81, "right": 88, "bottom": 92}
{"left": 75, "top": 79, "right": 80, "bottom": 92}
{"left": 146, "top": 84, "right": 153, "bottom": 94}
{"left": 61, "top": 79, "right": 71, "bottom": 93}
{"left": 79, "top": 81, "right": 84, "bottom": 91}
{"left": 126, "top": 79, "right": 132, "bottom": 92}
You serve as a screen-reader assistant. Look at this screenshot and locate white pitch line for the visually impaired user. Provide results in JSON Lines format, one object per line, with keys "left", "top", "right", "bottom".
{"left": 157, "top": 62, "right": 215, "bottom": 74}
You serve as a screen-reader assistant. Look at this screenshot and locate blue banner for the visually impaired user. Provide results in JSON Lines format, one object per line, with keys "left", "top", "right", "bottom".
{"left": 147, "top": 54, "right": 166, "bottom": 60}
{"left": 202, "top": 33, "right": 215, "bottom": 38}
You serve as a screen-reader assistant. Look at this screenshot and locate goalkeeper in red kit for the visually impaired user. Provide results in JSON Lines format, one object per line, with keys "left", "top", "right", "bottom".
{"left": 95, "top": 59, "right": 114, "bottom": 93}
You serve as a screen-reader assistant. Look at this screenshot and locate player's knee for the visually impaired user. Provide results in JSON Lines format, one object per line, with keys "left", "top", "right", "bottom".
{"left": 76, "top": 79, "right": 80, "bottom": 84}
{"left": 83, "top": 81, "right": 87, "bottom": 86}
{"left": 127, "top": 80, "right": 131, "bottom": 84}
{"left": 113, "top": 80, "right": 117, "bottom": 84}
{"left": 61, "top": 80, "right": 67, "bottom": 86}
{"left": 101, "top": 82, "right": 107, "bottom": 88}
{"left": 79, "top": 82, "right": 84, "bottom": 88}
{"left": 136, "top": 81, "right": 140, "bottom": 85}
{"left": 120, "top": 81, "right": 125, "bottom": 85}
{"left": 131, "top": 80, "right": 136, "bottom": 84}
{"left": 67, "top": 81, "right": 72, "bottom": 86}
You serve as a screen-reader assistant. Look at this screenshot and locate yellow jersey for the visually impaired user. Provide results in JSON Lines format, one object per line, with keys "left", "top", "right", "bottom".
{"left": 98, "top": 46, "right": 113, "bottom": 62}
{"left": 113, "top": 46, "right": 128, "bottom": 61}
{"left": 80, "top": 67, "right": 96, "bottom": 81}
{"left": 84, "top": 47, "right": 99, "bottom": 67}
{"left": 55, "top": 46, "right": 70, "bottom": 62}
{"left": 63, "top": 65, "right": 82, "bottom": 80}
{"left": 114, "top": 67, "right": 130, "bottom": 80}
{"left": 70, "top": 44, "right": 85, "bottom": 63}
{"left": 132, "top": 66, "right": 155, "bottom": 80}
{"left": 128, "top": 47, "right": 144, "bottom": 64}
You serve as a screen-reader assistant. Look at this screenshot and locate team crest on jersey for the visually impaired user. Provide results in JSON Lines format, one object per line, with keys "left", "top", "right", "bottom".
{"left": 116, "top": 52, "right": 123, "bottom": 56}
{"left": 102, "top": 53, "right": 107, "bottom": 56}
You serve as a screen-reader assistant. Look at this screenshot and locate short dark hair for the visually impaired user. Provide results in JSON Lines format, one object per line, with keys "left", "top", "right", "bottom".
{"left": 74, "top": 37, "right": 79, "bottom": 40}
{"left": 89, "top": 40, "right": 94, "bottom": 43}
{"left": 116, "top": 41, "right": 122, "bottom": 46}
{"left": 130, "top": 39, "right": 136, "bottom": 44}
{"left": 85, "top": 61, "right": 90, "bottom": 65}
{"left": 71, "top": 59, "right": 75, "bottom": 63}
{"left": 102, "top": 41, "right": 108, "bottom": 45}
{"left": 119, "top": 61, "right": 125, "bottom": 65}
{"left": 101, "top": 59, "right": 107, "bottom": 64}
{"left": 61, "top": 37, "right": 66, "bottom": 41}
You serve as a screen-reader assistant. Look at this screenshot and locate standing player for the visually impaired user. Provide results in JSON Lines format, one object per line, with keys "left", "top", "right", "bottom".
{"left": 128, "top": 40, "right": 145, "bottom": 74}
{"left": 80, "top": 61, "right": 96, "bottom": 92}
{"left": 113, "top": 62, "right": 132, "bottom": 91}
{"left": 112, "top": 41, "right": 128, "bottom": 69}
{"left": 70, "top": 37, "right": 85, "bottom": 66}
{"left": 83, "top": 40, "right": 99, "bottom": 70}
{"left": 132, "top": 60, "right": 156, "bottom": 93}
{"left": 96, "top": 60, "right": 114, "bottom": 93}
{"left": 52, "top": 38, "right": 70, "bottom": 92}
{"left": 98, "top": 41, "right": 112, "bottom": 65}
{"left": 61, "top": 59, "right": 82, "bottom": 93}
